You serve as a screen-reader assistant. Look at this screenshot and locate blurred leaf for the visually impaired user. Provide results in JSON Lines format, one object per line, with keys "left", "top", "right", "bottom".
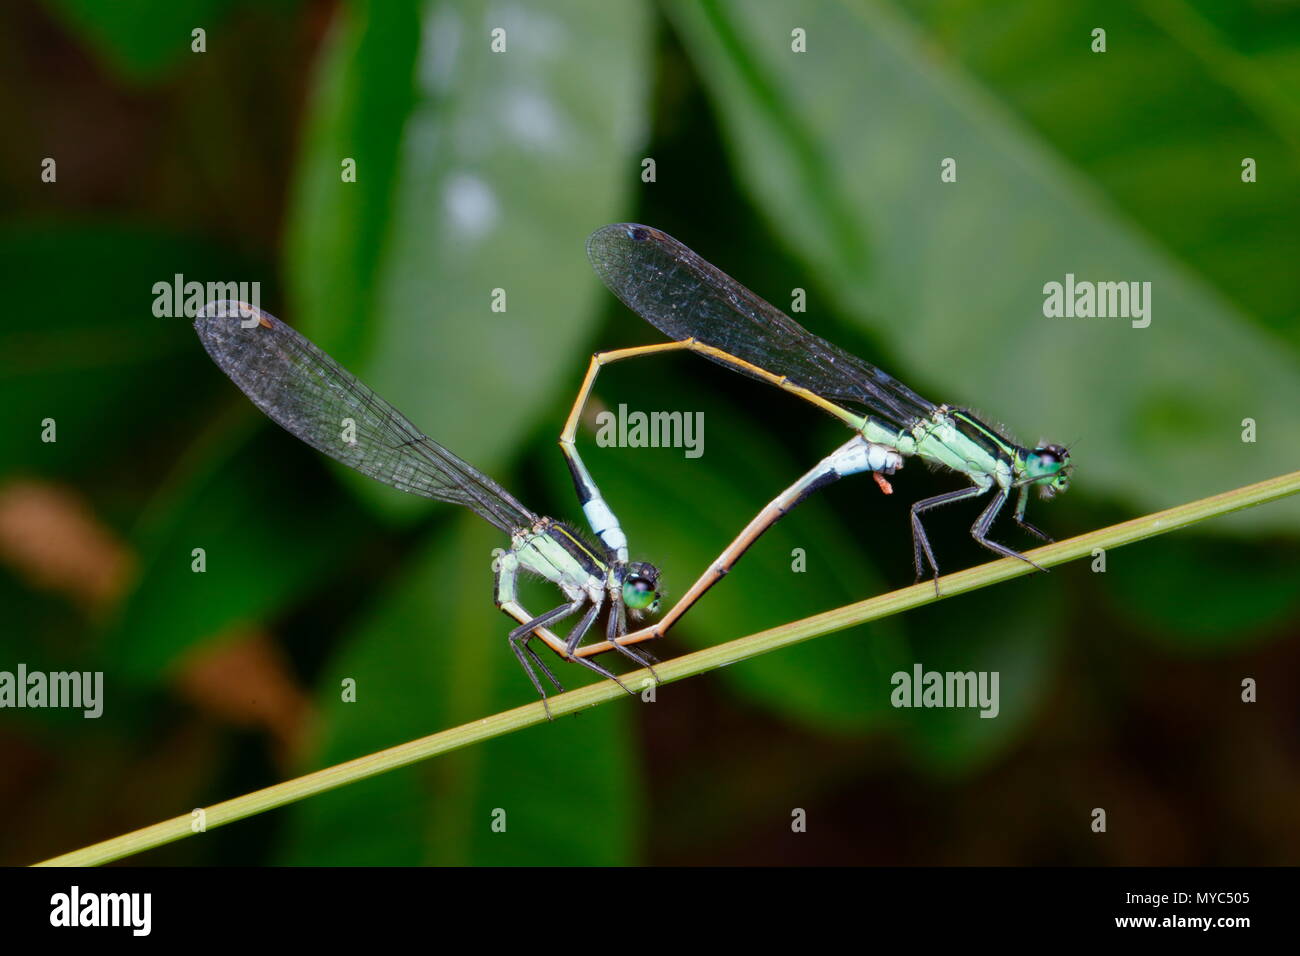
{"left": 1101, "top": 536, "right": 1300, "bottom": 648}
{"left": 102, "top": 424, "right": 367, "bottom": 681}
{"left": 0, "top": 570, "right": 108, "bottom": 733}
{"left": 899, "top": 578, "right": 1063, "bottom": 774}
{"left": 0, "top": 223, "right": 265, "bottom": 479}
{"left": 43, "top": 0, "right": 238, "bottom": 81}
{"left": 0, "top": 479, "right": 131, "bottom": 612}
{"left": 541, "top": 378, "right": 912, "bottom": 735}
{"left": 276, "top": 513, "right": 640, "bottom": 865}
{"left": 286, "top": 0, "right": 652, "bottom": 517}
{"left": 282, "top": 0, "right": 421, "bottom": 365}
{"left": 897, "top": 0, "right": 1300, "bottom": 341}
{"left": 173, "top": 631, "right": 312, "bottom": 761}
{"left": 667, "top": 0, "right": 1300, "bottom": 530}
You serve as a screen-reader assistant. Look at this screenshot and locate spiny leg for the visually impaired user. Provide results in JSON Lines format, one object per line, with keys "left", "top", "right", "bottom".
{"left": 602, "top": 591, "right": 660, "bottom": 683}
{"left": 522, "top": 643, "right": 563, "bottom": 696}
{"left": 529, "top": 592, "right": 637, "bottom": 696}
{"left": 1014, "top": 517, "right": 1052, "bottom": 543}
{"left": 506, "top": 600, "right": 574, "bottom": 691}
{"left": 507, "top": 636, "right": 558, "bottom": 717}
{"left": 605, "top": 594, "right": 624, "bottom": 643}
{"left": 507, "top": 600, "right": 584, "bottom": 717}
{"left": 909, "top": 484, "right": 991, "bottom": 594}
{"left": 609, "top": 635, "right": 659, "bottom": 683}
{"left": 970, "top": 486, "right": 1049, "bottom": 573}
{"left": 564, "top": 599, "right": 603, "bottom": 658}
{"left": 510, "top": 598, "right": 643, "bottom": 709}
{"left": 568, "top": 645, "right": 638, "bottom": 697}
{"left": 496, "top": 552, "right": 577, "bottom": 712}
{"left": 1012, "top": 484, "right": 1053, "bottom": 542}
{"left": 563, "top": 590, "right": 659, "bottom": 681}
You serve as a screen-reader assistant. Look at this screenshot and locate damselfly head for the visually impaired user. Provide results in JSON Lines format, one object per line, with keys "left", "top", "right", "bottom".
{"left": 623, "top": 561, "right": 662, "bottom": 617}
{"left": 1024, "top": 443, "right": 1072, "bottom": 500}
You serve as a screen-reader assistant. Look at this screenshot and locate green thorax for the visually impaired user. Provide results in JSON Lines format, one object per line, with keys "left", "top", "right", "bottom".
{"left": 512, "top": 518, "right": 610, "bottom": 592}
{"left": 858, "top": 406, "right": 1021, "bottom": 487}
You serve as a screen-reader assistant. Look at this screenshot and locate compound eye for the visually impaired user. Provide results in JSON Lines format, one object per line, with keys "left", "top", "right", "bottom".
{"left": 623, "top": 575, "right": 657, "bottom": 610}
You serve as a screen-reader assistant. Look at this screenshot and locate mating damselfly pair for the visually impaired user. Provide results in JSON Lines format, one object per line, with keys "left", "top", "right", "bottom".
{"left": 194, "top": 225, "right": 1072, "bottom": 710}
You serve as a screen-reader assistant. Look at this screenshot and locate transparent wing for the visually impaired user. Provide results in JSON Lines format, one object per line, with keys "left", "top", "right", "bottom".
{"left": 587, "top": 224, "right": 937, "bottom": 429}
{"left": 194, "top": 301, "right": 536, "bottom": 534}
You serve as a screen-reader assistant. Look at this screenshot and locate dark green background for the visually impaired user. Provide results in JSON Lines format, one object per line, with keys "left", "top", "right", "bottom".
{"left": 2, "top": 0, "right": 1297, "bottom": 865}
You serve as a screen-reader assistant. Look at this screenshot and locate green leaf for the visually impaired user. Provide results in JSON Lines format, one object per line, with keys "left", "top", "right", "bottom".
{"left": 285, "top": 0, "right": 652, "bottom": 517}
{"left": 42, "top": 0, "right": 238, "bottom": 82}
{"left": 896, "top": 0, "right": 1300, "bottom": 341}
{"left": 276, "top": 513, "right": 640, "bottom": 865}
{"left": 282, "top": 0, "right": 422, "bottom": 366}
{"left": 666, "top": 0, "right": 1300, "bottom": 530}
{"left": 101, "top": 423, "right": 367, "bottom": 681}
{"left": 0, "top": 223, "right": 265, "bottom": 479}
{"left": 0, "top": 573, "right": 105, "bottom": 732}
{"left": 898, "top": 577, "right": 1063, "bottom": 774}
{"left": 1100, "top": 535, "right": 1300, "bottom": 649}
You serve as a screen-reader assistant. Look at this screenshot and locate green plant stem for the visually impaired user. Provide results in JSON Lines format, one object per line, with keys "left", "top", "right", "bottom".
{"left": 35, "top": 469, "right": 1300, "bottom": 866}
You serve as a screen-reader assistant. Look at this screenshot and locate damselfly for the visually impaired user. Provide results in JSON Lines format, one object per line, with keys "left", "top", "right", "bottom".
{"left": 562, "top": 224, "right": 1073, "bottom": 647}
{"left": 194, "top": 301, "right": 661, "bottom": 711}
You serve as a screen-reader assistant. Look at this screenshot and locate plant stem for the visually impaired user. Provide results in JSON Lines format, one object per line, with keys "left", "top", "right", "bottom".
{"left": 35, "top": 469, "right": 1300, "bottom": 866}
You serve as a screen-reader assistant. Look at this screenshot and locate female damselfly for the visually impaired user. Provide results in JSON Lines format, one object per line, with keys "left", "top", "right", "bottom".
{"left": 194, "top": 300, "right": 661, "bottom": 711}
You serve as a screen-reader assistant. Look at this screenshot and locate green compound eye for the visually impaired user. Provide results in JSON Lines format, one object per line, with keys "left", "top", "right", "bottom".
{"left": 623, "top": 575, "right": 657, "bottom": 611}
{"left": 1026, "top": 443, "right": 1069, "bottom": 479}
